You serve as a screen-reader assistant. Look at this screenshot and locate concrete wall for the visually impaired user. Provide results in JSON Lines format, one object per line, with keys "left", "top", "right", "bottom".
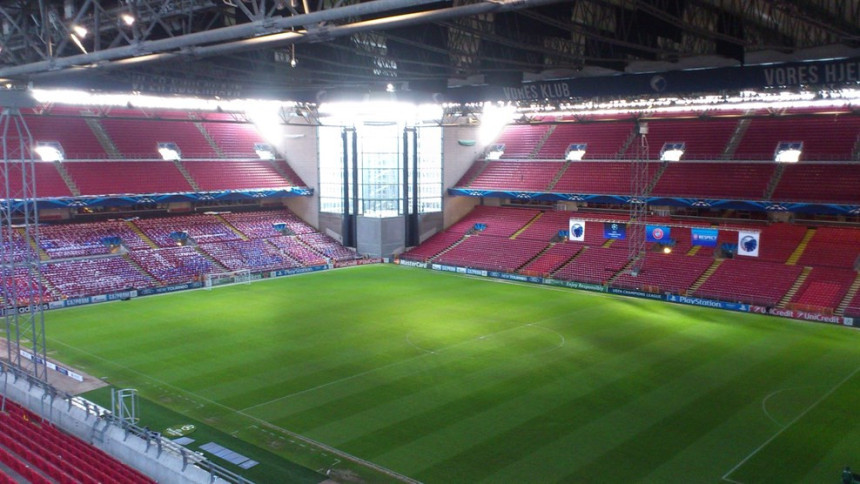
{"left": 357, "top": 216, "right": 407, "bottom": 258}
{"left": 442, "top": 125, "right": 483, "bottom": 229}
{"left": 278, "top": 121, "right": 320, "bottom": 229}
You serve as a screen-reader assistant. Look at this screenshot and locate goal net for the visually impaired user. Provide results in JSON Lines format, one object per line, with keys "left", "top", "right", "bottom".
{"left": 204, "top": 269, "right": 252, "bottom": 290}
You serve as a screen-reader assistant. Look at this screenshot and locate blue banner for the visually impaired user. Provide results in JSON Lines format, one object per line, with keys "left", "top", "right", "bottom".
{"left": 645, "top": 225, "right": 671, "bottom": 243}
{"left": 691, "top": 228, "right": 719, "bottom": 247}
{"left": 603, "top": 222, "right": 627, "bottom": 240}
{"left": 665, "top": 294, "right": 749, "bottom": 312}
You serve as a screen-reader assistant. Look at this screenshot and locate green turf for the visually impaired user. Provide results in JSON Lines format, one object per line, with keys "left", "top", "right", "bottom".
{"left": 44, "top": 264, "right": 860, "bottom": 483}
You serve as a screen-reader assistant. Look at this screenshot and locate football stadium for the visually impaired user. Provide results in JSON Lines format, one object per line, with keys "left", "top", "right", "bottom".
{"left": 0, "top": 1, "right": 859, "bottom": 483}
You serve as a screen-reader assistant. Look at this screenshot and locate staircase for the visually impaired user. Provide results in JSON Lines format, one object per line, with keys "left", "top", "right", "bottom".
{"left": 124, "top": 220, "right": 159, "bottom": 249}
{"left": 763, "top": 163, "right": 786, "bottom": 200}
{"left": 194, "top": 246, "right": 228, "bottom": 272}
{"left": 529, "top": 124, "right": 556, "bottom": 159}
{"left": 193, "top": 121, "right": 224, "bottom": 158}
{"left": 786, "top": 227, "right": 816, "bottom": 266}
{"left": 617, "top": 126, "right": 638, "bottom": 158}
{"left": 216, "top": 214, "right": 250, "bottom": 241}
{"left": 546, "top": 161, "right": 570, "bottom": 191}
{"left": 84, "top": 118, "right": 122, "bottom": 158}
{"left": 852, "top": 133, "right": 860, "bottom": 161}
{"left": 123, "top": 254, "right": 158, "bottom": 283}
{"left": 688, "top": 258, "right": 724, "bottom": 294}
{"left": 16, "top": 227, "right": 49, "bottom": 261}
{"left": 427, "top": 236, "right": 468, "bottom": 262}
{"left": 601, "top": 238, "right": 615, "bottom": 248}
{"left": 461, "top": 160, "right": 490, "bottom": 187}
{"left": 686, "top": 245, "right": 701, "bottom": 256}
{"left": 722, "top": 117, "right": 751, "bottom": 159}
{"left": 53, "top": 161, "right": 81, "bottom": 196}
{"left": 646, "top": 160, "right": 670, "bottom": 194}
{"left": 777, "top": 266, "right": 812, "bottom": 308}
{"left": 835, "top": 272, "right": 860, "bottom": 316}
{"left": 550, "top": 246, "right": 586, "bottom": 278}
{"left": 172, "top": 160, "right": 200, "bottom": 192}
{"left": 267, "top": 159, "right": 295, "bottom": 185}
{"left": 607, "top": 258, "right": 638, "bottom": 285}
{"left": 511, "top": 212, "right": 543, "bottom": 239}
{"left": 517, "top": 242, "right": 554, "bottom": 272}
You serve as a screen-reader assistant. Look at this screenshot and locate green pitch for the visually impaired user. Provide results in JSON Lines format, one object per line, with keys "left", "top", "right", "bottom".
{"left": 44, "top": 264, "right": 860, "bottom": 483}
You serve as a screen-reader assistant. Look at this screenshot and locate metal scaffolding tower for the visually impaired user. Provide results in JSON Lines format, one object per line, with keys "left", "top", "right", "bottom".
{"left": 1, "top": 107, "right": 48, "bottom": 381}
{"left": 627, "top": 122, "right": 649, "bottom": 277}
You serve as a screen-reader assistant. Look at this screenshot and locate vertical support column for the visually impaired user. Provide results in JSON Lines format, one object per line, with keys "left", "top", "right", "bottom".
{"left": 1, "top": 108, "right": 48, "bottom": 381}
{"left": 341, "top": 127, "right": 356, "bottom": 248}
{"left": 403, "top": 127, "right": 419, "bottom": 248}
{"left": 627, "top": 122, "right": 649, "bottom": 277}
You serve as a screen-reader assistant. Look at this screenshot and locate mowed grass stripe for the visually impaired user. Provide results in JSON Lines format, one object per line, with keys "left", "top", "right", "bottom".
{"left": 641, "top": 346, "right": 860, "bottom": 483}
{"left": 399, "top": 311, "right": 795, "bottom": 482}
{"left": 44, "top": 265, "right": 860, "bottom": 483}
{"left": 305, "top": 308, "right": 730, "bottom": 452}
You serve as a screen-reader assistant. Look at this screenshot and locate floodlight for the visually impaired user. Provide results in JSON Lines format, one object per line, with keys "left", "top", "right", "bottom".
{"left": 255, "top": 143, "right": 277, "bottom": 160}
{"left": 662, "top": 246, "right": 672, "bottom": 254}
{"left": 660, "top": 142, "right": 686, "bottom": 161}
{"left": 121, "top": 13, "right": 135, "bottom": 26}
{"left": 478, "top": 103, "right": 515, "bottom": 145}
{"left": 34, "top": 142, "right": 64, "bottom": 162}
{"left": 72, "top": 25, "right": 88, "bottom": 38}
{"left": 774, "top": 141, "right": 802, "bottom": 163}
{"left": 485, "top": 144, "right": 505, "bottom": 160}
{"left": 157, "top": 142, "right": 181, "bottom": 161}
{"left": 565, "top": 143, "right": 587, "bottom": 161}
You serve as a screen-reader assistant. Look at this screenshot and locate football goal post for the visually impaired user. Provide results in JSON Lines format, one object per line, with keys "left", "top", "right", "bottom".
{"left": 204, "top": 269, "right": 252, "bottom": 290}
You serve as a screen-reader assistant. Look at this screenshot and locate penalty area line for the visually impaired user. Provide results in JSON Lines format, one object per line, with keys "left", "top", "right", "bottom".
{"left": 721, "top": 365, "right": 860, "bottom": 483}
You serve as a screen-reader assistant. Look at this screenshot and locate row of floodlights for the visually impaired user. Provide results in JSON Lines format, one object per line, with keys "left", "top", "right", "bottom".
{"left": 34, "top": 142, "right": 278, "bottom": 162}
{"left": 486, "top": 141, "right": 802, "bottom": 162}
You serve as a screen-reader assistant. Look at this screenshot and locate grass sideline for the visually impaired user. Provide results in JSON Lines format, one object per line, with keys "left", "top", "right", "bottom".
{"left": 45, "top": 264, "right": 860, "bottom": 483}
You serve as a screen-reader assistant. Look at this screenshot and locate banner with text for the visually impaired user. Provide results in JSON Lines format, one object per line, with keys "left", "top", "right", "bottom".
{"left": 691, "top": 228, "right": 719, "bottom": 247}
{"left": 568, "top": 219, "right": 586, "bottom": 242}
{"left": 604, "top": 223, "right": 627, "bottom": 240}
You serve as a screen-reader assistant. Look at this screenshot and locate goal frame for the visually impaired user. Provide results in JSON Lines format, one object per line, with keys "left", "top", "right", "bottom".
{"left": 203, "top": 269, "right": 252, "bottom": 290}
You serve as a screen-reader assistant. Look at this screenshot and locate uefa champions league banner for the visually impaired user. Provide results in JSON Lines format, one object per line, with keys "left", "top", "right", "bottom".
{"left": 603, "top": 222, "right": 627, "bottom": 240}
{"left": 645, "top": 225, "right": 671, "bottom": 243}
{"left": 569, "top": 219, "right": 586, "bottom": 242}
{"left": 691, "top": 228, "right": 718, "bottom": 247}
{"left": 737, "top": 230, "right": 760, "bottom": 257}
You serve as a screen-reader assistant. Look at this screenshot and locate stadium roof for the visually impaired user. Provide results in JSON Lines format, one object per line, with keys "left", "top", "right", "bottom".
{"left": 0, "top": 0, "right": 858, "bottom": 102}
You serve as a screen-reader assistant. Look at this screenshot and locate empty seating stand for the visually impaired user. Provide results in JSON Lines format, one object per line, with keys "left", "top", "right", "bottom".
{"left": 466, "top": 161, "right": 563, "bottom": 191}
{"left": 65, "top": 161, "right": 194, "bottom": 196}
{"left": 0, "top": 398, "right": 153, "bottom": 484}
{"left": 24, "top": 113, "right": 108, "bottom": 159}
{"left": 494, "top": 124, "right": 551, "bottom": 159}
{"left": 536, "top": 121, "right": 633, "bottom": 159}
{"left": 625, "top": 118, "right": 738, "bottom": 160}
{"left": 694, "top": 259, "right": 803, "bottom": 306}
{"left": 100, "top": 116, "right": 217, "bottom": 159}
{"left": 651, "top": 162, "right": 774, "bottom": 200}
{"left": 183, "top": 161, "right": 293, "bottom": 191}
{"left": 734, "top": 115, "right": 859, "bottom": 161}
{"left": 771, "top": 163, "right": 860, "bottom": 204}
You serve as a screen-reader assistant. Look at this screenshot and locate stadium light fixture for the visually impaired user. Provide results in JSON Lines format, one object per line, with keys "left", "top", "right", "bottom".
{"left": 485, "top": 144, "right": 505, "bottom": 160}
{"left": 255, "top": 143, "right": 277, "bottom": 160}
{"left": 660, "top": 142, "right": 686, "bottom": 161}
{"left": 121, "top": 13, "right": 136, "bottom": 26}
{"left": 72, "top": 25, "right": 88, "bottom": 38}
{"left": 774, "top": 141, "right": 803, "bottom": 163}
{"left": 565, "top": 143, "right": 587, "bottom": 161}
{"left": 157, "top": 142, "right": 182, "bottom": 161}
{"left": 478, "top": 103, "right": 515, "bottom": 146}
{"left": 34, "top": 142, "right": 64, "bottom": 162}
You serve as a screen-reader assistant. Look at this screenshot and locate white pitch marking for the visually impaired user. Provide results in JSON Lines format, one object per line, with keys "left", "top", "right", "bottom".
{"left": 722, "top": 366, "right": 860, "bottom": 483}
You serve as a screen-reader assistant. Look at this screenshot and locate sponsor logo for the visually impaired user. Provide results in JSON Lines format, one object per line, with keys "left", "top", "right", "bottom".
{"left": 397, "top": 259, "right": 428, "bottom": 269}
